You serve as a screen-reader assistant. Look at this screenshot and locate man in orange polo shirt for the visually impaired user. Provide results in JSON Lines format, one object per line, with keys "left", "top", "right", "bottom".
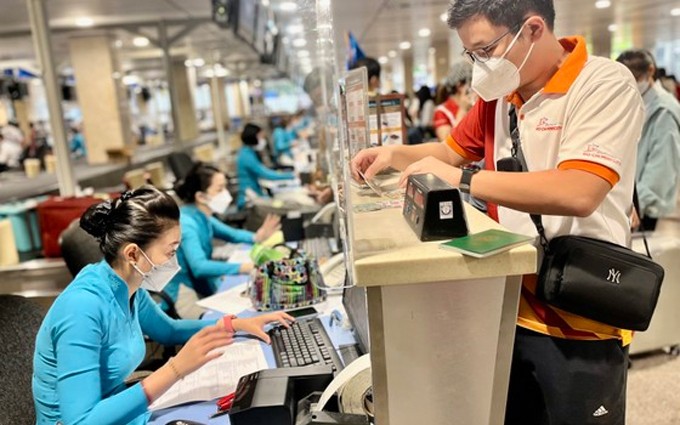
{"left": 351, "top": 1, "right": 643, "bottom": 424}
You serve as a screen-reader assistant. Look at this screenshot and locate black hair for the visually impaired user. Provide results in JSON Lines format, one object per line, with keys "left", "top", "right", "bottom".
{"left": 80, "top": 186, "right": 180, "bottom": 264}
{"left": 616, "top": 49, "right": 656, "bottom": 81}
{"left": 416, "top": 86, "right": 433, "bottom": 116}
{"left": 447, "top": 0, "right": 555, "bottom": 32}
{"left": 174, "top": 162, "right": 222, "bottom": 203}
{"left": 350, "top": 57, "right": 381, "bottom": 82}
{"left": 241, "top": 123, "right": 262, "bottom": 146}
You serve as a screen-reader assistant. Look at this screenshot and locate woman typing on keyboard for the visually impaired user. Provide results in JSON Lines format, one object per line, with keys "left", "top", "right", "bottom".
{"left": 33, "top": 186, "right": 294, "bottom": 425}
{"left": 236, "top": 123, "right": 296, "bottom": 209}
{"left": 166, "top": 163, "right": 281, "bottom": 317}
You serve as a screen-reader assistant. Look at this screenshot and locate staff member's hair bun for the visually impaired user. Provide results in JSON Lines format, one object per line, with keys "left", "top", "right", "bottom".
{"left": 80, "top": 200, "right": 114, "bottom": 239}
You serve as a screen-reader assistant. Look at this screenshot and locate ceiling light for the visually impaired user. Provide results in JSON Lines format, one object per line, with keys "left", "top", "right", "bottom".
{"left": 122, "top": 75, "right": 140, "bottom": 86}
{"left": 184, "top": 59, "right": 193, "bottom": 67}
{"left": 378, "top": 56, "right": 388, "bottom": 64}
{"left": 114, "top": 40, "right": 123, "bottom": 48}
{"left": 399, "top": 41, "right": 411, "bottom": 50}
{"left": 279, "top": 2, "right": 297, "bottom": 12}
{"left": 282, "top": 36, "right": 290, "bottom": 45}
{"left": 287, "top": 24, "right": 304, "bottom": 34}
{"left": 608, "top": 24, "right": 617, "bottom": 32}
{"left": 261, "top": 0, "right": 270, "bottom": 6}
{"left": 193, "top": 58, "right": 205, "bottom": 67}
{"left": 297, "top": 50, "right": 310, "bottom": 58}
{"left": 388, "top": 50, "right": 397, "bottom": 58}
{"left": 595, "top": 0, "right": 611, "bottom": 9}
{"left": 215, "top": 67, "right": 229, "bottom": 77}
{"left": 292, "top": 38, "right": 307, "bottom": 48}
{"left": 75, "top": 17, "right": 94, "bottom": 27}
{"left": 418, "top": 28, "right": 431, "bottom": 38}
{"left": 132, "top": 37, "right": 150, "bottom": 47}
{"left": 440, "top": 12, "right": 448, "bottom": 23}
{"left": 672, "top": 7, "right": 680, "bottom": 16}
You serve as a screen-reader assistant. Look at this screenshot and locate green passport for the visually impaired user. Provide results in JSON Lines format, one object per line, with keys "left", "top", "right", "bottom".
{"left": 440, "top": 229, "right": 534, "bottom": 258}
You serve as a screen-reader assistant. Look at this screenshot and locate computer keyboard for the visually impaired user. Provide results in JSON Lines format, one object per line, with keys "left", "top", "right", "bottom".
{"left": 269, "top": 318, "right": 344, "bottom": 373}
{"left": 301, "top": 237, "right": 337, "bottom": 261}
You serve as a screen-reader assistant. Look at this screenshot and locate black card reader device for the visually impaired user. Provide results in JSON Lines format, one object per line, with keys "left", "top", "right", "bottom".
{"left": 402, "top": 173, "right": 469, "bottom": 241}
{"left": 229, "top": 366, "right": 335, "bottom": 425}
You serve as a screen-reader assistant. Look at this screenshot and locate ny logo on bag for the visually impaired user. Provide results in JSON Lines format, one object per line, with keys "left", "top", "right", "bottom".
{"left": 607, "top": 268, "right": 622, "bottom": 284}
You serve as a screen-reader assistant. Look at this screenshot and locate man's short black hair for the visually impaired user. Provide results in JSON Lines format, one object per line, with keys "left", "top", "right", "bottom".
{"left": 616, "top": 49, "right": 656, "bottom": 80}
{"left": 447, "top": 0, "right": 555, "bottom": 32}
{"left": 350, "top": 57, "right": 381, "bottom": 81}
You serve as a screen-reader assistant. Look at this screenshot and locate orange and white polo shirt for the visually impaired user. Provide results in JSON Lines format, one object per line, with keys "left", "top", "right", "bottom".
{"left": 447, "top": 36, "right": 645, "bottom": 345}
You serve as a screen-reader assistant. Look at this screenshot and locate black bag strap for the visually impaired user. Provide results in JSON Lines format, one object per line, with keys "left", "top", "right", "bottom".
{"left": 507, "top": 106, "right": 653, "bottom": 259}
{"left": 508, "top": 106, "right": 551, "bottom": 253}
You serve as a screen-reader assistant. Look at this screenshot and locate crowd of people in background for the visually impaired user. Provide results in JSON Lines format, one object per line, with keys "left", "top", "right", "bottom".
{"left": 0, "top": 119, "right": 90, "bottom": 175}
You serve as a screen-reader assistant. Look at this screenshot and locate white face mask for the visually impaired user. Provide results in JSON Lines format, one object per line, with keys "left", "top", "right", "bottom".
{"left": 206, "top": 189, "right": 232, "bottom": 215}
{"left": 637, "top": 80, "right": 651, "bottom": 96}
{"left": 133, "top": 250, "right": 181, "bottom": 293}
{"left": 256, "top": 138, "right": 268, "bottom": 151}
{"left": 471, "top": 22, "right": 535, "bottom": 102}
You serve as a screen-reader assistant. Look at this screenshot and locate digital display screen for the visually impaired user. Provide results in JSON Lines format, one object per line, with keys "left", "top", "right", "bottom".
{"left": 254, "top": 3, "right": 268, "bottom": 54}
{"left": 407, "top": 182, "right": 414, "bottom": 199}
{"left": 237, "top": 0, "right": 257, "bottom": 44}
{"left": 414, "top": 190, "right": 425, "bottom": 209}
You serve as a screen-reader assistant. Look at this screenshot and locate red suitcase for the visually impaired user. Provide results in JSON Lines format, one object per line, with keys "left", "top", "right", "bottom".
{"left": 37, "top": 196, "right": 103, "bottom": 257}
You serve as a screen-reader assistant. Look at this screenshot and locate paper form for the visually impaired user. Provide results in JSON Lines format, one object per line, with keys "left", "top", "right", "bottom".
{"left": 150, "top": 339, "right": 267, "bottom": 411}
{"left": 196, "top": 283, "right": 253, "bottom": 314}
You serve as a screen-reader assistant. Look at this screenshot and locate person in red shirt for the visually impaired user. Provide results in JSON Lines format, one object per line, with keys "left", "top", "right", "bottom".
{"left": 433, "top": 61, "right": 476, "bottom": 142}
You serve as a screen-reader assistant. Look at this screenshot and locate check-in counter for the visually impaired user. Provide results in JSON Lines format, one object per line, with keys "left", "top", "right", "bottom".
{"left": 348, "top": 174, "right": 537, "bottom": 425}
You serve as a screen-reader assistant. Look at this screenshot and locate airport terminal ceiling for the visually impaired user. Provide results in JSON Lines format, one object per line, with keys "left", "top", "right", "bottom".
{"left": 0, "top": 0, "right": 680, "bottom": 81}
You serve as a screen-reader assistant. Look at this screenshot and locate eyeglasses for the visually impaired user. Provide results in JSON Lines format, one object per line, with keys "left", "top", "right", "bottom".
{"left": 462, "top": 21, "right": 523, "bottom": 64}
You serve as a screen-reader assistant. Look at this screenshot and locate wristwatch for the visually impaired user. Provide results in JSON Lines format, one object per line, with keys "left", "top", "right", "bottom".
{"left": 459, "top": 165, "right": 481, "bottom": 194}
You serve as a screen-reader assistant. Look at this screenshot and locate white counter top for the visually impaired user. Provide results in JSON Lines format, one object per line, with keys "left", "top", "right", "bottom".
{"left": 348, "top": 174, "right": 537, "bottom": 287}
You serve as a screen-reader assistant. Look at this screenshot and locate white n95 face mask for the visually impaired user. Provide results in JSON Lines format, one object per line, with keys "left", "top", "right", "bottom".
{"left": 207, "top": 189, "right": 233, "bottom": 215}
{"left": 637, "top": 80, "right": 651, "bottom": 96}
{"left": 133, "top": 250, "right": 181, "bottom": 293}
{"left": 471, "top": 23, "right": 535, "bottom": 102}
{"left": 256, "top": 138, "right": 268, "bottom": 151}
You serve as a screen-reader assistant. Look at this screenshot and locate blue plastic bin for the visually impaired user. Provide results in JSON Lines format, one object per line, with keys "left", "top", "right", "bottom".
{"left": 0, "top": 197, "right": 46, "bottom": 252}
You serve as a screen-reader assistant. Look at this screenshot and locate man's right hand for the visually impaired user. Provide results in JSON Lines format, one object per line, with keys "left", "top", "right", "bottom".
{"left": 350, "top": 146, "right": 394, "bottom": 182}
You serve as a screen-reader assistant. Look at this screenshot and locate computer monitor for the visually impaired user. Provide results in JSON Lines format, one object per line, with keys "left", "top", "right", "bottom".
{"left": 342, "top": 284, "right": 370, "bottom": 355}
{"left": 235, "top": 0, "right": 257, "bottom": 44}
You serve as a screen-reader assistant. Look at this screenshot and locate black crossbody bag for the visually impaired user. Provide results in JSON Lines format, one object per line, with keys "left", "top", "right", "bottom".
{"left": 496, "top": 107, "right": 664, "bottom": 331}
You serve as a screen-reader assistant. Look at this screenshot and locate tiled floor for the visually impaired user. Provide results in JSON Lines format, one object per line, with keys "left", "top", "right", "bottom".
{"left": 628, "top": 196, "right": 680, "bottom": 425}
{"left": 628, "top": 350, "right": 680, "bottom": 425}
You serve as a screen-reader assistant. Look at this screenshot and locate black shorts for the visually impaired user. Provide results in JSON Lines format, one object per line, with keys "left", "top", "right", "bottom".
{"left": 505, "top": 326, "right": 629, "bottom": 425}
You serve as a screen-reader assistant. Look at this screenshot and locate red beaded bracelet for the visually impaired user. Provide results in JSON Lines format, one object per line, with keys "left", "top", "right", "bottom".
{"left": 223, "top": 315, "right": 237, "bottom": 334}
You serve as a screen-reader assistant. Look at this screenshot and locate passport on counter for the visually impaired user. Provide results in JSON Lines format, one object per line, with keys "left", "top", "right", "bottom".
{"left": 440, "top": 229, "right": 534, "bottom": 258}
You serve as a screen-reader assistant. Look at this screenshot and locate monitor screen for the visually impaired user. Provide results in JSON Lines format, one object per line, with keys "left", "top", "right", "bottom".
{"left": 343, "top": 285, "right": 370, "bottom": 355}
{"left": 236, "top": 0, "right": 257, "bottom": 44}
{"left": 254, "top": 3, "right": 268, "bottom": 54}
